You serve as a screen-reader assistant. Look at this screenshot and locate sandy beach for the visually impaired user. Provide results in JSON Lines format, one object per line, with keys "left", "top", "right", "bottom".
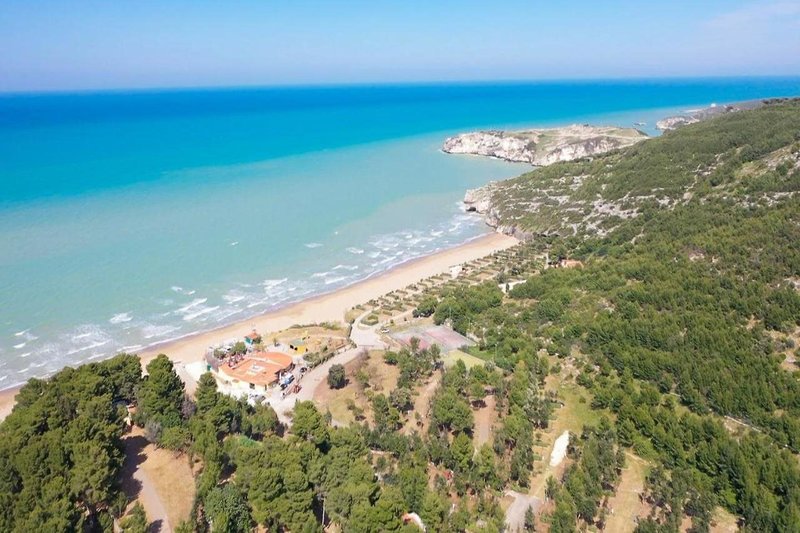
{"left": 0, "top": 232, "right": 517, "bottom": 421}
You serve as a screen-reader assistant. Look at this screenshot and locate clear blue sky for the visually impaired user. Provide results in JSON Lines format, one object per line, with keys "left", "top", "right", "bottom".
{"left": 1, "top": 0, "right": 799, "bottom": 92}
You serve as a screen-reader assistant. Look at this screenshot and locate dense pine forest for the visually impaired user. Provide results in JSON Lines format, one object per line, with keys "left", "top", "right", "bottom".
{"left": 1, "top": 100, "right": 799, "bottom": 532}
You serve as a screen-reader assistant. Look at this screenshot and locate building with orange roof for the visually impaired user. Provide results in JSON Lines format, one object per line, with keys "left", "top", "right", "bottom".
{"left": 217, "top": 351, "right": 294, "bottom": 392}
{"left": 244, "top": 329, "right": 262, "bottom": 346}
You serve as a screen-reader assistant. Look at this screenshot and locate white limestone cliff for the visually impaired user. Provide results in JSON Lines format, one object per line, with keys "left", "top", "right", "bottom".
{"left": 443, "top": 124, "right": 648, "bottom": 165}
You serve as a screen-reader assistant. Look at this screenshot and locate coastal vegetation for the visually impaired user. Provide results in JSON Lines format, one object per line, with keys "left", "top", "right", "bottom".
{"left": 0, "top": 354, "right": 141, "bottom": 531}
{"left": 1, "top": 100, "right": 800, "bottom": 531}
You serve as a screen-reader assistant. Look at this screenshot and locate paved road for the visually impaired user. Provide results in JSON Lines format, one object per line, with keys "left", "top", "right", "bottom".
{"left": 270, "top": 309, "right": 389, "bottom": 424}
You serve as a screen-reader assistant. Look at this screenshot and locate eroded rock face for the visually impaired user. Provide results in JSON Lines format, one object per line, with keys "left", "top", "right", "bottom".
{"left": 444, "top": 131, "right": 532, "bottom": 163}
{"left": 463, "top": 185, "right": 536, "bottom": 241}
{"left": 656, "top": 99, "right": 768, "bottom": 131}
{"left": 656, "top": 116, "right": 700, "bottom": 131}
{"left": 463, "top": 185, "right": 494, "bottom": 214}
{"left": 443, "top": 124, "right": 648, "bottom": 165}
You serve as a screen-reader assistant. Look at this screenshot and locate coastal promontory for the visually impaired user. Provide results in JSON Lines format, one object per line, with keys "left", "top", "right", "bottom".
{"left": 460, "top": 100, "right": 800, "bottom": 241}
{"left": 442, "top": 124, "right": 648, "bottom": 165}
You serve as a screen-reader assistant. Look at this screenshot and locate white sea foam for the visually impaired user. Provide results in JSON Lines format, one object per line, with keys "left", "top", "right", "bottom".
{"left": 177, "top": 298, "right": 207, "bottom": 314}
{"left": 262, "top": 278, "right": 288, "bottom": 290}
{"left": 333, "top": 264, "right": 359, "bottom": 271}
{"left": 230, "top": 241, "right": 239, "bottom": 246}
{"left": 324, "top": 275, "right": 348, "bottom": 285}
{"left": 183, "top": 305, "right": 220, "bottom": 322}
{"left": 171, "top": 285, "right": 183, "bottom": 293}
{"left": 12, "top": 329, "right": 37, "bottom": 342}
{"left": 211, "top": 308, "right": 241, "bottom": 322}
{"left": 304, "top": 242, "right": 323, "bottom": 249}
{"left": 13, "top": 342, "right": 26, "bottom": 349}
{"left": 121, "top": 345, "right": 143, "bottom": 352}
{"left": 66, "top": 340, "right": 109, "bottom": 356}
{"left": 19, "top": 352, "right": 31, "bottom": 358}
{"left": 141, "top": 324, "right": 181, "bottom": 339}
{"left": 246, "top": 299, "right": 268, "bottom": 309}
{"left": 311, "top": 271, "right": 333, "bottom": 278}
{"left": 346, "top": 247, "right": 365, "bottom": 254}
{"left": 109, "top": 312, "right": 132, "bottom": 324}
{"left": 223, "top": 291, "right": 246, "bottom": 304}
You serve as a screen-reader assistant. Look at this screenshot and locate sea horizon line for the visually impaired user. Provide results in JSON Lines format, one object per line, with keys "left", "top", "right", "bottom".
{"left": 3, "top": 73, "right": 800, "bottom": 98}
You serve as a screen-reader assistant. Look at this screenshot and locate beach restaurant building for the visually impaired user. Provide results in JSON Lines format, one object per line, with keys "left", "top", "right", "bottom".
{"left": 216, "top": 351, "right": 294, "bottom": 393}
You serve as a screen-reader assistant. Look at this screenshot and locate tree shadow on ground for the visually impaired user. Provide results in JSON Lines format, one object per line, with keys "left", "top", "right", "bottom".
{"left": 119, "top": 433, "right": 167, "bottom": 532}
{"left": 119, "top": 434, "right": 147, "bottom": 501}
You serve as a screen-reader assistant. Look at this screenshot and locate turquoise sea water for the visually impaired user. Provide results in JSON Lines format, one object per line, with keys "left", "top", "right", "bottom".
{"left": 2, "top": 78, "right": 800, "bottom": 387}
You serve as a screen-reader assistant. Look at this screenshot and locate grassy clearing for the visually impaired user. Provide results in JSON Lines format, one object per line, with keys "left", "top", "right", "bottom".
{"left": 604, "top": 453, "right": 650, "bottom": 533}
{"left": 443, "top": 349, "right": 486, "bottom": 370}
{"left": 527, "top": 366, "right": 606, "bottom": 499}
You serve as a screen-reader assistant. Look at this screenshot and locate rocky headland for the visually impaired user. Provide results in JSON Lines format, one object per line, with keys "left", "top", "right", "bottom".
{"left": 655, "top": 99, "right": 767, "bottom": 131}
{"left": 451, "top": 124, "right": 648, "bottom": 239}
{"left": 453, "top": 100, "right": 798, "bottom": 240}
{"left": 442, "top": 124, "right": 648, "bottom": 165}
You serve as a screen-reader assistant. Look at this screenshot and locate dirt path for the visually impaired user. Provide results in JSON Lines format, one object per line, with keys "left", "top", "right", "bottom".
{"left": 120, "top": 431, "right": 172, "bottom": 532}
{"left": 403, "top": 371, "right": 441, "bottom": 435}
{"left": 270, "top": 346, "right": 365, "bottom": 423}
{"left": 504, "top": 490, "right": 542, "bottom": 531}
{"left": 474, "top": 394, "right": 496, "bottom": 446}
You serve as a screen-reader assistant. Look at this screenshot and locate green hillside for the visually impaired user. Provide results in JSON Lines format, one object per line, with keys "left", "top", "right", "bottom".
{"left": 2, "top": 101, "right": 800, "bottom": 532}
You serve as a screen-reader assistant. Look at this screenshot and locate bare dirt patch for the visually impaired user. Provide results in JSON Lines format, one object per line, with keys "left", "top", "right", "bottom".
{"left": 312, "top": 350, "right": 399, "bottom": 425}
{"left": 604, "top": 453, "right": 650, "bottom": 533}
{"left": 473, "top": 394, "right": 496, "bottom": 447}
{"left": 504, "top": 490, "right": 543, "bottom": 532}
{"left": 710, "top": 507, "right": 739, "bottom": 532}
{"left": 403, "top": 371, "right": 442, "bottom": 435}
{"left": 121, "top": 427, "right": 196, "bottom": 531}
{"left": 769, "top": 327, "right": 799, "bottom": 372}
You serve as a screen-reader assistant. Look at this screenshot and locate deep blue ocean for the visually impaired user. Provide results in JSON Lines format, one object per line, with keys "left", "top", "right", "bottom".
{"left": 1, "top": 78, "right": 799, "bottom": 386}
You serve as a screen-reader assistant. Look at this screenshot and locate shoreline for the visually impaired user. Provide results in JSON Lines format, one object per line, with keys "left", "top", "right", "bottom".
{"left": 0, "top": 231, "right": 518, "bottom": 420}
